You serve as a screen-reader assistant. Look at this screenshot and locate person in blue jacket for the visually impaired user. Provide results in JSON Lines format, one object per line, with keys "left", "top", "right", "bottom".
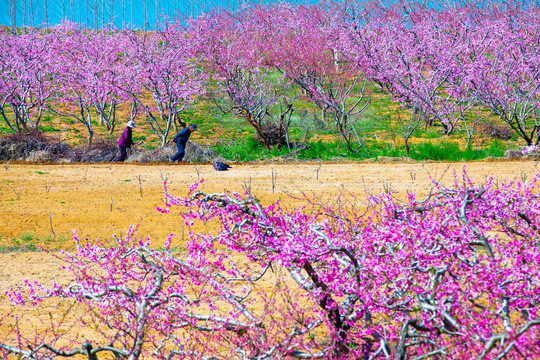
{"left": 170, "top": 124, "right": 198, "bottom": 162}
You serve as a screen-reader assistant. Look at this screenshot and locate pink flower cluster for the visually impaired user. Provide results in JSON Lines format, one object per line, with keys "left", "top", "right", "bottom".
{"left": 2, "top": 169, "right": 539, "bottom": 359}
{"left": 522, "top": 145, "right": 540, "bottom": 155}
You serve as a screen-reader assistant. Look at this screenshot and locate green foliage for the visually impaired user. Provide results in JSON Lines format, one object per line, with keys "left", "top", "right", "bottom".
{"left": 410, "top": 142, "right": 462, "bottom": 161}
{"left": 213, "top": 137, "right": 512, "bottom": 162}
{"left": 214, "top": 137, "right": 265, "bottom": 161}
{"left": 417, "top": 127, "right": 443, "bottom": 139}
{"left": 0, "top": 126, "right": 16, "bottom": 134}
{"left": 409, "top": 141, "right": 510, "bottom": 161}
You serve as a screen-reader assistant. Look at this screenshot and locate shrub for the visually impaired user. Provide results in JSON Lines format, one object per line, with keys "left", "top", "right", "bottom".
{"left": 0, "top": 131, "right": 71, "bottom": 161}
{"left": 479, "top": 122, "right": 513, "bottom": 140}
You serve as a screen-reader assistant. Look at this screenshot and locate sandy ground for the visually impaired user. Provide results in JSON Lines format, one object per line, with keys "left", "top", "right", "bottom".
{"left": 0, "top": 159, "right": 538, "bottom": 355}
{"left": 1, "top": 159, "right": 538, "bottom": 243}
{"left": 1, "top": 158, "right": 538, "bottom": 287}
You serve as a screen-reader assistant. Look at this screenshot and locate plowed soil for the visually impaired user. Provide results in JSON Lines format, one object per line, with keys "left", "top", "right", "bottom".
{"left": 2, "top": 160, "right": 537, "bottom": 243}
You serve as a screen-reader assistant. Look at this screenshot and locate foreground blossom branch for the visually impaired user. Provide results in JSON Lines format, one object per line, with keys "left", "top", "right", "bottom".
{"left": 0, "top": 341, "right": 126, "bottom": 360}
{"left": 2, "top": 169, "right": 540, "bottom": 359}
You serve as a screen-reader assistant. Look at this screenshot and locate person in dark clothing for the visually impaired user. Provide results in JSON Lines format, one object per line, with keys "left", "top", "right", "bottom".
{"left": 170, "top": 124, "right": 198, "bottom": 162}
{"left": 115, "top": 120, "right": 135, "bottom": 162}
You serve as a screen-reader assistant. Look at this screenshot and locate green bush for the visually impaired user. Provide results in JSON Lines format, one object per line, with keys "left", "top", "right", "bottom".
{"left": 411, "top": 142, "right": 461, "bottom": 161}
{"left": 214, "top": 137, "right": 512, "bottom": 162}
{"left": 409, "top": 140, "right": 510, "bottom": 161}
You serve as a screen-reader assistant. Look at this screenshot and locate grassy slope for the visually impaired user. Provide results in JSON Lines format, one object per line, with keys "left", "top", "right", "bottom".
{"left": 0, "top": 84, "right": 520, "bottom": 162}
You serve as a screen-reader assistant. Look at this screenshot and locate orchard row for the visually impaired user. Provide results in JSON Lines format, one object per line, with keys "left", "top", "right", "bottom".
{"left": 1, "top": 1, "right": 539, "bottom": 149}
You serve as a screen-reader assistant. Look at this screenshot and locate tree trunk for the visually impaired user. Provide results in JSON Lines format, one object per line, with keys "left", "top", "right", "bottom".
{"left": 87, "top": 130, "right": 94, "bottom": 145}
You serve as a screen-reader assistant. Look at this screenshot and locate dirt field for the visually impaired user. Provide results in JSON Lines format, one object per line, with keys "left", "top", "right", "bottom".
{"left": 2, "top": 159, "right": 538, "bottom": 243}
{"left": 1, "top": 158, "right": 538, "bottom": 282}
{"left": 0, "top": 159, "right": 538, "bottom": 353}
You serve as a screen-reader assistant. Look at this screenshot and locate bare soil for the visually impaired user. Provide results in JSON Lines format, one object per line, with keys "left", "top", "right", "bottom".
{"left": 1, "top": 159, "right": 537, "bottom": 242}
{"left": 1, "top": 158, "right": 537, "bottom": 279}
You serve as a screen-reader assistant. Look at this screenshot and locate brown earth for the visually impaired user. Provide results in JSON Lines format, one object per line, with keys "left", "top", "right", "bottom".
{"left": 1, "top": 159, "right": 538, "bottom": 242}
{"left": 1, "top": 158, "right": 539, "bottom": 247}
{"left": 1, "top": 158, "right": 538, "bottom": 288}
{"left": 0, "top": 159, "right": 538, "bottom": 356}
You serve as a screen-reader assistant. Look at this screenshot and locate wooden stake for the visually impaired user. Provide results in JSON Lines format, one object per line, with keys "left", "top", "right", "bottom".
{"left": 45, "top": 180, "right": 53, "bottom": 193}
{"left": 271, "top": 168, "right": 277, "bottom": 193}
{"left": 49, "top": 213, "right": 56, "bottom": 239}
{"left": 137, "top": 174, "right": 143, "bottom": 198}
{"left": 243, "top": 177, "right": 252, "bottom": 195}
{"left": 8, "top": 185, "right": 23, "bottom": 200}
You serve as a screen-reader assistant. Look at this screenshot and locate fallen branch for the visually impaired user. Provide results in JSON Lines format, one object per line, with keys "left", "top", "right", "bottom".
{"left": 280, "top": 145, "right": 310, "bottom": 160}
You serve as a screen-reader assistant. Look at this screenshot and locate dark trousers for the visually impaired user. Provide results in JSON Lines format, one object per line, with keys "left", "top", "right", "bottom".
{"left": 170, "top": 141, "right": 185, "bottom": 162}
{"left": 115, "top": 146, "right": 127, "bottom": 162}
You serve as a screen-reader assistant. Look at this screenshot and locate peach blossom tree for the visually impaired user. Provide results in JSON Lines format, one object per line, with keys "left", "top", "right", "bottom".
{"left": 2, "top": 169, "right": 540, "bottom": 359}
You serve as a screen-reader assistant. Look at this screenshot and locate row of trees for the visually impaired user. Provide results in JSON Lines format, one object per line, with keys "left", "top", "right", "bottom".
{"left": 1, "top": 170, "right": 540, "bottom": 359}
{"left": 5, "top": 0, "right": 256, "bottom": 31}
{"left": 1, "top": 0, "right": 540, "bottom": 150}
{"left": 0, "top": 20, "right": 205, "bottom": 145}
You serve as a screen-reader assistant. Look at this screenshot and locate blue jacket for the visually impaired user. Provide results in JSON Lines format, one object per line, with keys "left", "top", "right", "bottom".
{"left": 173, "top": 127, "right": 192, "bottom": 146}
